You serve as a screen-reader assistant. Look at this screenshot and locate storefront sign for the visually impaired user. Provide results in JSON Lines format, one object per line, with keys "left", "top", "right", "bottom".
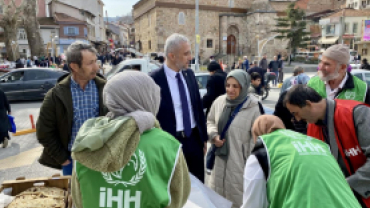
{"left": 363, "top": 20, "right": 370, "bottom": 41}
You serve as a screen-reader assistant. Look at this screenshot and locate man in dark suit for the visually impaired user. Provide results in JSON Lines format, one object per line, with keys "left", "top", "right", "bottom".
{"left": 202, "top": 62, "right": 226, "bottom": 116}
{"left": 150, "top": 33, "right": 207, "bottom": 182}
{"left": 247, "top": 60, "right": 266, "bottom": 94}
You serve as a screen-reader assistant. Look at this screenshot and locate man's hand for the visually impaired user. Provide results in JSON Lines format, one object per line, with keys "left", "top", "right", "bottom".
{"left": 214, "top": 136, "right": 225, "bottom": 147}
{"left": 62, "top": 160, "right": 71, "bottom": 166}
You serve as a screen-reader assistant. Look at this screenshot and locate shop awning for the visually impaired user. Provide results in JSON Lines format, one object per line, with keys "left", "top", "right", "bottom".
{"left": 318, "top": 36, "right": 339, "bottom": 44}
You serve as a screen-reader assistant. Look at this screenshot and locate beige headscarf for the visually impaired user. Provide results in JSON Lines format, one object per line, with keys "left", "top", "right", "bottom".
{"left": 103, "top": 70, "right": 161, "bottom": 133}
{"left": 252, "top": 115, "right": 286, "bottom": 142}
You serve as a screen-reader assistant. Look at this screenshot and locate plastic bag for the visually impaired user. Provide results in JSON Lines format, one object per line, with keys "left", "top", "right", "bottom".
{"left": 8, "top": 115, "right": 16, "bottom": 133}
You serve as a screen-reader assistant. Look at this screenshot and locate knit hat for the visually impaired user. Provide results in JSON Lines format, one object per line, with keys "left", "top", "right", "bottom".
{"left": 103, "top": 70, "right": 161, "bottom": 133}
{"left": 323, "top": 44, "right": 350, "bottom": 65}
{"left": 208, "top": 62, "right": 222, "bottom": 72}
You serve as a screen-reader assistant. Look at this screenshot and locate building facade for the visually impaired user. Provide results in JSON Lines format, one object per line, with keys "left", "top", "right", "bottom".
{"left": 133, "top": 0, "right": 346, "bottom": 64}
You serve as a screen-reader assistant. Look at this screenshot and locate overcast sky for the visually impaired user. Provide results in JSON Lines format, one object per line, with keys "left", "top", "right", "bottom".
{"left": 102, "top": 0, "right": 139, "bottom": 17}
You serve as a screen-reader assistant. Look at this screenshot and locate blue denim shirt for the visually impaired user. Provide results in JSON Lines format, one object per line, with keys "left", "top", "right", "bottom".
{"left": 69, "top": 77, "right": 99, "bottom": 150}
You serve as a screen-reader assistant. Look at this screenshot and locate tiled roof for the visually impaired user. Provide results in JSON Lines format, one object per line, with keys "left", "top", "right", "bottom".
{"left": 54, "top": 13, "right": 85, "bottom": 23}
{"left": 326, "top": 8, "right": 370, "bottom": 18}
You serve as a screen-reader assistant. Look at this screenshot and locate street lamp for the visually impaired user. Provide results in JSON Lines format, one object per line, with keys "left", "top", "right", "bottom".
{"left": 51, "top": 36, "right": 58, "bottom": 64}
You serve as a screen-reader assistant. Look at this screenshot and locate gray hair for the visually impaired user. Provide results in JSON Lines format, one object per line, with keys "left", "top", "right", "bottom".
{"left": 293, "top": 66, "right": 304, "bottom": 76}
{"left": 66, "top": 41, "right": 97, "bottom": 69}
{"left": 164, "top": 33, "right": 190, "bottom": 57}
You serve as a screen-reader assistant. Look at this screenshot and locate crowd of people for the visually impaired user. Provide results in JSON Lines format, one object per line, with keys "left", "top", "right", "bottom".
{"left": 0, "top": 32, "right": 369, "bottom": 208}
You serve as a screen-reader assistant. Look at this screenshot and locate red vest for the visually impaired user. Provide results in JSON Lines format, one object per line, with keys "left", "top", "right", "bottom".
{"left": 307, "top": 99, "right": 370, "bottom": 207}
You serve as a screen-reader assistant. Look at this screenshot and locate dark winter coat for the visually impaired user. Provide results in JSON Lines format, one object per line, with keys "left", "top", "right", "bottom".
{"left": 36, "top": 74, "right": 108, "bottom": 169}
{"left": 202, "top": 70, "right": 227, "bottom": 116}
{"left": 0, "top": 89, "right": 11, "bottom": 134}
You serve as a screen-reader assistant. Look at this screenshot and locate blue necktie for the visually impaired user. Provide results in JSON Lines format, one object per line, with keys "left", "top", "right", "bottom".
{"left": 176, "top": 73, "right": 192, "bottom": 137}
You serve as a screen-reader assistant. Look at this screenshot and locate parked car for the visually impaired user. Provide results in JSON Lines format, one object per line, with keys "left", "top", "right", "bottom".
{"left": 351, "top": 69, "right": 370, "bottom": 85}
{"left": 106, "top": 59, "right": 160, "bottom": 80}
{"left": 195, "top": 72, "right": 274, "bottom": 114}
{"left": 0, "top": 68, "right": 67, "bottom": 101}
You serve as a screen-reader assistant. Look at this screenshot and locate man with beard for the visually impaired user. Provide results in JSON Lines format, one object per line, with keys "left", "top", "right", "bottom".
{"left": 150, "top": 33, "right": 208, "bottom": 182}
{"left": 36, "top": 41, "right": 108, "bottom": 176}
{"left": 307, "top": 44, "right": 370, "bottom": 104}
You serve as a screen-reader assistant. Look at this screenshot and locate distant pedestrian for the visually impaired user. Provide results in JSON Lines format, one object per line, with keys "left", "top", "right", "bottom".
{"left": 247, "top": 60, "right": 266, "bottom": 94}
{"left": 0, "top": 89, "right": 11, "bottom": 148}
{"left": 278, "top": 57, "right": 285, "bottom": 83}
{"left": 242, "top": 56, "right": 249, "bottom": 70}
{"left": 36, "top": 41, "right": 108, "bottom": 176}
{"left": 277, "top": 52, "right": 282, "bottom": 61}
{"left": 268, "top": 56, "right": 279, "bottom": 86}
{"left": 361, "top": 58, "right": 370, "bottom": 70}
{"left": 259, "top": 54, "right": 268, "bottom": 70}
{"left": 202, "top": 62, "right": 227, "bottom": 116}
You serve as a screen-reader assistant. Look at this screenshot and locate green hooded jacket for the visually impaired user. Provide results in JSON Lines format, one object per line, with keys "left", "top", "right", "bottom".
{"left": 71, "top": 116, "right": 190, "bottom": 208}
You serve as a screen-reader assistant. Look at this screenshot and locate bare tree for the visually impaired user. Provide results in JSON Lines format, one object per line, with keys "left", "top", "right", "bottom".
{"left": 23, "top": 0, "right": 45, "bottom": 57}
{"left": 0, "top": 0, "right": 26, "bottom": 61}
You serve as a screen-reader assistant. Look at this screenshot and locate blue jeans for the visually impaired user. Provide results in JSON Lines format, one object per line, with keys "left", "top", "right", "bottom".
{"left": 62, "top": 157, "right": 73, "bottom": 176}
{"left": 273, "top": 71, "right": 279, "bottom": 85}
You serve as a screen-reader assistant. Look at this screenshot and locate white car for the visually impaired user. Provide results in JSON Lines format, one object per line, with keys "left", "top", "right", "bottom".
{"left": 106, "top": 59, "right": 160, "bottom": 80}
{"left": 351, "top": 69, "right": 370, "bottom": 85}
{"left": 195, "top": 72, "right": 210, "bottom": 98}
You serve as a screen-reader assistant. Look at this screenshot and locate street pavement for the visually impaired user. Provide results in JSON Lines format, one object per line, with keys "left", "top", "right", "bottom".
{"left": 0, "top": 71, "right": 316, "bottom": 184}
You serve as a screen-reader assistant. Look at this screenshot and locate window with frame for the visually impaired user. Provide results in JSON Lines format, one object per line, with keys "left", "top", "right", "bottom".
{"left": 178, "top": 12, "right": 185, "bottom": 25}
{"left": 355, "top": 2, "right": 358, "bottom": 7}
{"left": 148, "top": 14, "right": 151, "bottom": 27}
{"left": 353, "top": 23, "right": 358, "bottom": 33}
{"left": 362, "top": 48, "right": 368, "bottom": 55}
{"left": 18, "top": 29, "right": 27, "bottom": 40}
{"left": 326, "top": 25, "right": 335, "bottom": 35}
{"left": 68, "top": 27, "right": 76, "bottom": 35}
{"left": 363, "top": 1, "right": 367, "bottom": 7}
{"left": 345, "top": 23, "right": 349, "bottom": 33}
{"left": 207, "top": 39, "right": 213, "bottom": 48}
{"left": 148, "top": 40, "right": 151, "bottom": 50}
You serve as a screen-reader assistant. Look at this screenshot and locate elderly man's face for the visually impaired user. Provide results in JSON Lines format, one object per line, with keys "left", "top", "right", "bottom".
{"left": 318, "top": 56, "right": 345, "bottom": 82}
{"left": 274, "top": 56, "right": 277, "bottom": 61}
{"left": 174, "top": 42, "right": 192, "bottom": 70}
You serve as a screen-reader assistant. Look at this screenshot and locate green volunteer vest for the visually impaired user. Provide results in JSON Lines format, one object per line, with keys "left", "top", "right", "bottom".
{"left": 75, "top": 128, "right": 181, "bottom": 208}
{"left": 307, "top": 75, "right": 367, "bottom": 102}
{"left": 260, "top": 129, "right": 361, "bottom": 208}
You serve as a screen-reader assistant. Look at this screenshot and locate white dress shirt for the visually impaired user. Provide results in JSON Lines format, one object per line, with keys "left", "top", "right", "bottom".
{"left": 241, "top": 155, "right": 269, "bottom": 208}
{"left": 325, "top": 72, "right": 348, "bottom": 100}
{"left": 164, "top": 64, "right": 196, "bottom": 131}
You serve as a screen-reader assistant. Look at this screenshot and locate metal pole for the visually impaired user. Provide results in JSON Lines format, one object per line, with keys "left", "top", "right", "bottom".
{"left": 52, "top": 38, "right": 54, "bottom": 65}
{"left": 195, "top": 0, "right": 199, "bottom": 71}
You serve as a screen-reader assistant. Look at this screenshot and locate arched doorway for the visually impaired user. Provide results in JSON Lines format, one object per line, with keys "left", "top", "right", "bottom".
{"left": 227, "top": 35, "right": 236, "bottom": 54}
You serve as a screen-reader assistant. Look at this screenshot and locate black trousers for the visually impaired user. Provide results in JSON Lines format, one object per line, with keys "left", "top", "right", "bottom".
{"left": 175, "top": 127, "right": 205, "bottom": 183}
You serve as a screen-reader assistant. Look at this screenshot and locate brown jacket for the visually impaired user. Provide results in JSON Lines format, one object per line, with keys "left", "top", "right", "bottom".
{"left": 36, "top": 74, "right": 107, "bottom": 169}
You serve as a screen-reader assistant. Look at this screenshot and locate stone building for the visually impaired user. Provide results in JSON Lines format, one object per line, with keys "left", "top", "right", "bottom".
{"left": 133, "top": 0, "right": 346, "bottom": 64}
